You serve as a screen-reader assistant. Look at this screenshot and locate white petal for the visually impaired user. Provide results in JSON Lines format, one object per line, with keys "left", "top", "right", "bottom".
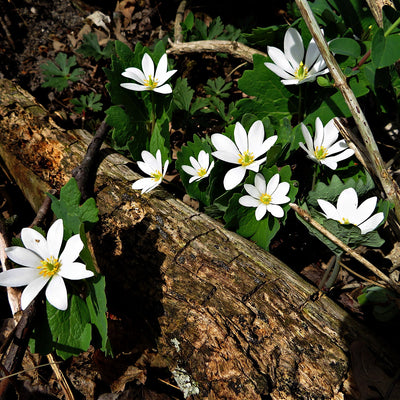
{"left": 189, "top": 156, "right": 201, "bottom": 171}
{"left": 244, "top": 183, "right": 261, "bottom": 199}
{"left": 326, "top": 140, "right": 348, "bottom": 155}
{"left": 46, "top": 275, "right": 68, "bottom": 311}
{"left": 247, "top": 158, "right": 265, "bottom": 172}
{"left": 122, "top": 67, "right": 146, "bottom": 84}
{"left": 280, "top": 78, "right": 300, "bottom": 85}
{"left": 325, "top": 149, "right": 354, "bottom": 165}
{"left": 132, "top": 177, "right": 160, "bottom": 193}
{"left": 336, "top": 188, "right": 358, "bottom": 221}
{"left": 271, "top": 182, "right": 290, "bottom": 203}
{"left": 6, "top": 247, "right": 42, "bottom": 267}
{"left": 120, "top": 82, "right": 147, "bottom": 92}
{"left": 21, "top": 228, "right": 49, "bottom": 260}
{"left": 301, "top": 124, "right": 314, "bottom": 152}
{"left": 266, "top": 174, "right": 280, "bottom": 195}
{"left": 182, "top": 165, "right": 197, "bottom": 177}
{"left": 358, "top": 213, "right": 384, "bottom": 234}
{"left": 239, "top": 195, "right": 261, "bottom": 208}
{"left": 254, "top": 173, "right": 266, "bottom": 193}
{"left": 264, "top": 62, "right": 295, "bottom": 80}
{"left": 299, "top": 142, "right": 316, "bottom": 161}
{"left": 322, "top": 119, "right": 339, "bottom": 147}
{"left": 254, "top": 135, "right": 277, "bottom": 159}
{"left": 317, "top": 199, "right": 340, "bottom": 221}
{"left": 59, "top": 262, "right": 94, "bottom": 280}
{"left": 248, "top": 120, "right": 264, "bottom": 148}
{"left": 141, "top": 53, "right": 155, "bottom": 79}
{"left": 59, "top": 234, "right": 83, "bottom": 265}
{"left": 162, "top": 160, "right": 169, "bottom": 177}
{"left": 211, "top": 133, "right": 239, "bottom": 155}
{"left": 284, "top": 28, "right": 304, "bottom": 69}
{"left": 309, "top": 54, "right": 327, "bottom": 75}
{"left": 189, "top": 176, "right": 201, "bottom": 183}
{"left": 267, "top": 47, "right": 296, "bottom": 74}
{"left": 157, "top": 70, "right": 177, "bottom": 86}
{"left": 212, "top": 150, "right": 239, "bottom": 164}
{"left": 267, "top": 204, "right": 285, "bottom": 218}
{"left": 305, "top": 37, "right": 321, "bottom": 69}
{"left": 206, "top": 161, "right": 215, "bottom": 176}
{"left": 141, "top": 150, "right": 159, "bottom": 170}
{"left": 320, "top": 158, "right": 338, "bottom": 170}
{"left": 154, "top": 84, "right": 173, "bottom": 94}
{"left": 352, "top": 197, "right": 377, "bottom": 225}
{"left": 154, "top": 54, "right": 168, "bottom": 77}
{"left": 255, "top": 204, "right": 268, "bottom": 220}
{"left": 198, "top": 150, "right": 209, "bottom": 169}
{"left": 223, "top": 167, "right": 246, "bottom": 190}
{"left": 0, "top": 268, "right": 39, "bottom": 287}
{"left": 314, "top": 117, "right": 324, "bottom": 149}
{"left": 21, "top": 276, "right": 49, "bottom": 310}
{"left": 234, "top": 122, "right": 249, "bottom": 154}
{"left": 46, "top": 219, "right": 64, "bottom": 259}
{"left": 137, "top": 160, "right": 154, "bottom": 176}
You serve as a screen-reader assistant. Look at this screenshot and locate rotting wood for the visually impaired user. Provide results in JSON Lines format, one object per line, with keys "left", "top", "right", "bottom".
{"left": 0, "top": 78, "right": 399, "bottom": 399}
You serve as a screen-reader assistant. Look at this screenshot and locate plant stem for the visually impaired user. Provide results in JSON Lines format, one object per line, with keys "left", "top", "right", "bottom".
{"left": 150, "top": 91, "right": 156, "bottom": 137}
{"left": 385, "top": 16, "right": 400, "bottom": 37}
{"left": 298, "top": 84, "right": 303, "bottom": 122}
{"left": 295, "top": 0, "right": 400, "bottom": 227}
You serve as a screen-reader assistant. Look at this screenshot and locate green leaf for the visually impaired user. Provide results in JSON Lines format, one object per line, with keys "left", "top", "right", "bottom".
{"left": 234, "top": 54, "right": 295, "bottom": 125}
{"left": 372, "top": 28, "right": 400, "bottom": 68}
{"left": 86, "top": 275, "right": 111, "bottom": 355}
{"left": 329, "top": 37, "right": 361, "bottom": 57}
{"left": 173, "top": 77, "right": 194, "bottom": 112}
{"left": 49, "top": 178, "right": 99, "bottom": 238}
{"left": 149, "top": 112, "right": 170, "bottom": 162}
{"left": 47, "top": 294, "right": 92, "bottom": 359}
{"left": 76, "top": 32, "right": 114, "bottom": 60}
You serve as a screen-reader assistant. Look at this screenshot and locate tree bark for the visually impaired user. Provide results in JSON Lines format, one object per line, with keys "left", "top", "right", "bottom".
{"left": 0, "top": 78, "right": 399, "bottom": 399}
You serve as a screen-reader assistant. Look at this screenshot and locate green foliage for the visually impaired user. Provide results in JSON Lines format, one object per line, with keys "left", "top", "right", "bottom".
{"left": 371, "top": 28, "right": 400, "bottom": 68}
{"left": 70, "top": 92, "right": 103, "bottom": 114}
{"left": 181, "top": 11, "right": 243, "bottom": 42}
{"left": 41, "top": 53, "right": 84, "bottom": 91}
{"left": 76, "top": 32, "right": 114, "bottom": 60}
{"left": 48, "top": 178, "right": 98, "bottom": 239}
{"left": 357, "top": 286, "right": 400, "bottom": 322}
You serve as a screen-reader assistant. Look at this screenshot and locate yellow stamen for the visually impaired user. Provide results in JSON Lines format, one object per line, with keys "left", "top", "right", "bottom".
{"left": 294, "top": 61, "right": 309, "bottom": 81}
{"left": 197, "top": 167, "right": 207, "bottom": 177}
{"left": 151, "top": 170, "right": 163, "bottom": 182}
{"left": 143, "top": 75, "right": 158, "bottom": 89}
{"left": 340, "top": 217, "right": 350, "bottom": 225}
{"left": 238, "top": 150, "right": 255, "bottom": 167}
{"left": 314, "top": 146, "right": 328, "bottom": 160}
{"left": 260, "top": 193, "right": 272, "bottom": 205}
{"left": 37, "top": 256, "right": 61, "bottom": 278}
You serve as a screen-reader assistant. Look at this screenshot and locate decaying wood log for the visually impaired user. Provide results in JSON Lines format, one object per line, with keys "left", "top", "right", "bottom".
{"left": 0, "top": 78, "right": 400, "bottom": 399}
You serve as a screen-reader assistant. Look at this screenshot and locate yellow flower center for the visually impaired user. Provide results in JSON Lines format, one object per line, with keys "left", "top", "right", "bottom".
{"left": 144, "top": 75, "right": 158, "bottom": 90}
{"left": 314, "top": 146, "right": 328, "bottom": 160}
{"left": 198, "top": 167, "right": 207, "bottom": 177}
{"left": 151, "top": 170, "right": 163, "bottom": 182}
{"left": 260, "top": 193, "right": 272, "bottom": 205}
{"left": 340, "top": 217, "right": 350, "bottom": 225}
{"left": 37, "top": 256, "right": 61, "bottom": 278}
{"left": 294, "top": 61, "right": 309, "bottom": 81}
{"left": 238, "top": 150, "right": 255, "bottom": 167}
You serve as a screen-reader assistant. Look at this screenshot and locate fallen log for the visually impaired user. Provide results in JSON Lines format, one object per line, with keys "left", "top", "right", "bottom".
{"left": 0, "top": 78, "right": 399, "bottom": 399}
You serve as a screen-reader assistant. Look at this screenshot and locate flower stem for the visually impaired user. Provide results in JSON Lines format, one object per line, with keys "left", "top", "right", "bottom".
{"left": 311, "top": 163, "right": 320, "bottom": 191}
{"left": 150, "top": 91, "right": 156, "bottom": 137}
{"left": 385, "top": 16, "right": 400, "bottom": 37}
{"left": 298, "top": 84, "right": 303, "bottom": 123}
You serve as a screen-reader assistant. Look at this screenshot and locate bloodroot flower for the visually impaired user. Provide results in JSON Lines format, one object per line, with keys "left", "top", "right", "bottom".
{"left": 239, "top": 173, "right": 290, "bottom": 220}
{"left": 211, "top": 121, "right": 277, "bottom": 190}
{"left": 299, "top": 117, "right": 354, "bottom": 170}
{"left": 0, "top": 219, "right": 94, "bottom": 311}
{"left": 181, "top": 150, "right": 214, "bottom": 183}
{"left": 132, "top": 149, "right": 169, "bottom": 193}
{"left": 265, "top": 27, "right": 329, "bottom": 85}
{"left": 317, "top": 188, "right": 384, "bottom": 234}
{"left": 121, "top": 53, "right": 177, "bottom": 94}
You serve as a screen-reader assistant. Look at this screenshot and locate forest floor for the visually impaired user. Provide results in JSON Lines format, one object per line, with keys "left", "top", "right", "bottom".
{"left": 1, "top": 0, "right": 400, "bottom": 399}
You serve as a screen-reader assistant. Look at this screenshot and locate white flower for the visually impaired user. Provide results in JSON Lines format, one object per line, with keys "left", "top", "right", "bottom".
{"left": 181, "top": 150, "right": 214, "bottom": 183}
{"left": 299, "top": 117, "right": 354, "bottom": 170}
{"left": 132, "top": 149, "right": 169, "bottom": 193}
{"left": 239, "top": 173, "right": 290, "bottom": 220}
{"left": 121, "top": 53, "right": 177, "bottom": 94}
{"left": 211, "top": 121, "right": 277, "bottom": 190}
{"left": 0, "top": 219, "right": 94, "bottom": 311}
{"left": 317, "top": 188, "right": 384, "bottom": 234}
{"left": 265, "top": 27, "right": 329, "bottom": 85}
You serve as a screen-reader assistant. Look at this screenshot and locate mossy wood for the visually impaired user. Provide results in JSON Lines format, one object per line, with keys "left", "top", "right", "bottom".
{"left": 0, "top": 78, "right": 398, "bottom": 399}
